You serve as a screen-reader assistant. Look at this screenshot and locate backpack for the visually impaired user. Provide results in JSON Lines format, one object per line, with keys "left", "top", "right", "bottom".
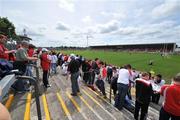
{"left": 0, "top": 59, "right": 13, "bottom": 72}
{"left": 0, "top": 59, "right": 13, "bottom": 78}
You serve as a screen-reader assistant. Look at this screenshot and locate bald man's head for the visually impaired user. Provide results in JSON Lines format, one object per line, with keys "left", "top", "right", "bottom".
{"left": 0, "top": 103, "right": 11, "bottom": 120}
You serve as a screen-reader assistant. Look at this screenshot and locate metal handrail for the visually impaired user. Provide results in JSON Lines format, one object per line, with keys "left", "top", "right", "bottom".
{"left": 15, "top": 63, "right": 42, "bottom": 120}
{"left": 16, "top": 76, "right": 42, "bottom": 120}
{"left": 26, "top": 64, "right": 40, "bottom": 80}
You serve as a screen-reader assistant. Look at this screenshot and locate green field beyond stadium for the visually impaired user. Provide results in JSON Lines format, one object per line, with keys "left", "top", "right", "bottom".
{"left": 61, "top": 50, "right": 180, "bottom": 83}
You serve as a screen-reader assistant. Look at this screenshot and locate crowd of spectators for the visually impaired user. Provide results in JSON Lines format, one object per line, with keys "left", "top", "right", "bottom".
{"left": 0, "top": 34, "right": 179, "bottom": 120}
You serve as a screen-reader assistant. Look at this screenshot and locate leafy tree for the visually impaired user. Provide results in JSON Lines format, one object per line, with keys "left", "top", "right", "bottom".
{"left": 0, "top": 17, "right": 19, "bottom": 40}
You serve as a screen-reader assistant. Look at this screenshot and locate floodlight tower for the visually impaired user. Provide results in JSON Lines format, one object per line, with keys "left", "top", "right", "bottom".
{"left": 86, "top": 34, "right": 93, "bottom": 48}
{"left": 86, "top": 35, "right": 89, "bottom": 47}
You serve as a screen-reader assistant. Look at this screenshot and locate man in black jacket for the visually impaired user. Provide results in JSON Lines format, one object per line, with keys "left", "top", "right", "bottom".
{"left": 67, "top": 56, "right": 80, "bottom": 96}
{"left": 134, "top": 72, "right": 153, "bottom": 120}
{"left": 90, "top": 58, "right": 99, "bottom": 85}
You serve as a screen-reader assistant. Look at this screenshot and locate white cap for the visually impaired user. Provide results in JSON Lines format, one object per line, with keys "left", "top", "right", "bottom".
{"left": 42, "top": 48, "right": 48, "bottom": 52}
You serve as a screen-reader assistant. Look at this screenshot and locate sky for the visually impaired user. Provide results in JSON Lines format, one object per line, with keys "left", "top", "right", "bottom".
{"left": 0, "top": 0, "right": 180, "bottom": 47}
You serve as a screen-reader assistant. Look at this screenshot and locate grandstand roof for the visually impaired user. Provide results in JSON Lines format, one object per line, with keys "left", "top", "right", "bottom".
{"left": 90, "top": 42, "right": 177, "bottom": 47}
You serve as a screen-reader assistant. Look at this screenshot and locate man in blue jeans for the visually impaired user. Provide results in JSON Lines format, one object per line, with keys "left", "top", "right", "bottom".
{"left": 114, "top": 64, "right": 131, "bottom": 110}
{"left": 67, "top": 55, "right": 81, "bottom": 96}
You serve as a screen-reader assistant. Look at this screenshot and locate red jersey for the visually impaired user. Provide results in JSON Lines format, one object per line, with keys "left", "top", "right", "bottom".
{"left": 102, "top": 67, "right": 107, "bottom": 78}
{"left": 28, "top": 48, "right": 34, "bottom": 57}
{"left": 40, "top": 53, "right": 51, "bottom": 71}
{"left": 9, "top": 54, "right": 16, "bottom": 61}
{"left": 0, "top": 44, "right": 9, "bottom": 60}
{"left": 64, "top": 56, "right": 68, "bottom": 61}
{"left": 161, "top": 83, "right": 180, "bottom": 116}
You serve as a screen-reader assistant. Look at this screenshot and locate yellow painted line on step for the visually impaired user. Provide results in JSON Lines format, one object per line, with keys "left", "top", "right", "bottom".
{"left": 42, "top": 94, "right": 51, "bottom": 120}
{"left": 106, "top": 87, "right": 110, "bottom": 91}
{"left": 66, "top": 92, "right": 81, "bottom": 112}
{"left": 24, "top": 93, "right": 32, "bottom": 120}
{"left": 87, "top": 87, "right": 131, "bottom": 120}
{"left": 56, "top": 92, "right": 72, "bottom": 120}
{"left": 5, "top": 94, "right": 14, "bottom": 110}
{"left": 79, "top": 94, "right": 104, "bottom": 120}
{"left": 82, "top": 89, "right": 117, "bottom": 120}
{"left": 131, "top": 87, "right": 136, "bottom": 96}
{"left": 66, "top": 92, "right": 89, "bottom": 120}
{"left": 105, "top": 89, "right": 114, "bottom": 98}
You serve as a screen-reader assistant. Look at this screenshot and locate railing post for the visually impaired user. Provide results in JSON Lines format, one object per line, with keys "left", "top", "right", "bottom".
{"left": 34, "top": 80, "right": 42, "bottom": 120}
{"left": 17, "top": 72, "right": 42, "bottom": 120}
{"left": 109, "top": 82, "right": 112, "bottom": 103}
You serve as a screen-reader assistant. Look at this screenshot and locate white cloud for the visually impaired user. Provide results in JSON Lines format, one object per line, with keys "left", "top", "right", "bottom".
{"left": 58, "top": 0, "right": 75, "bottom": 12}
{"left": 152, "top": 0, "right": 180, "bottom": 18}
{"left": 3, "top": 0, "right": 180, "bottom": 47}
{"left": 56, "top": 21, "right": 70, "bottom": 31}
{"left": 16, "top": 24, "right": 46, "bottom": 37}
{"left": 113, "top": 27, "right": 139, "bottom": 35}
{"left": 101, "top": 11, "right": 126, "bottom": 20}
{"left": 134, "top": 9, "right": 143, "bottom": 18}
{"left": 82, "top": 16, "right": 92, "bottom": 24}
{"left": 7, "top": 10, "right": 24, "bottom": 17}
{"left": 97, "top": 20, "right": 120, "bottom": 34}
{"left": 109, "top": 20, "right": 180, "bottom": 45}
{"left": 113, "top": 20, "right": 176, "bottom": 36}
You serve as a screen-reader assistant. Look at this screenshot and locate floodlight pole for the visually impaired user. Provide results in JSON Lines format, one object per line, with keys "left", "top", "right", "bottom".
{"left": 86, "top": 35, "right": 89, "bottom": 47}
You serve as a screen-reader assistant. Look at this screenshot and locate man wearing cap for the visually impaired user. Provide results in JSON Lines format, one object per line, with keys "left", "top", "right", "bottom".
{"left": 13, "top": 41, "right": 37, "bottom": 92}
{"left": 0, "top": 34, "right": 15, "bottom": 60}
{"left": 40, "top": 48, "right": 51, "bottom": 88}
{"left": 15, "top": 41, "right": 37, "bottom": 73}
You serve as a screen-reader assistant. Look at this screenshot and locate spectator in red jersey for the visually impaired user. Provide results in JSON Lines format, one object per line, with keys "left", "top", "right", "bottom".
{"left": 134, "top": 72, "right": 153, "bottom": 120}
{"left": 102, "top": 64, "right": 107, "bottom": 81}
{"left": 8, "top": 53, "right": 16, "bottom": 62}
{"left": 0, "top": 34, "right": 15, "bottom": 60}
{"left": 159, "top": 73, "right": 180, "bottom": 120}
{"left": 40, "top": 48, "right": 51, "bottom": 88}
{"left": 27, "top": 44, "right": 35, "bottom": 57}
{"left": 26, "top": 44, "right": 36, "bottom": 76}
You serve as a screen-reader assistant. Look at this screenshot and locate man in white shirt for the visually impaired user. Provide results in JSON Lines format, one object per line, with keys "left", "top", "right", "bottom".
{"left": 151, "top": 74, "right": 165, "bottom": 104}
{"left": 51, "top": 52, "right": 58, "bottom": 74}
{"left": 114, "top": 64, "right": 131, "bottom": 110}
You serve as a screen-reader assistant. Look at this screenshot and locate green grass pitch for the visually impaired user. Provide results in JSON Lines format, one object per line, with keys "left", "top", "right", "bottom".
{"left": 60, "top": 50, "right": 180, "bottom": 83}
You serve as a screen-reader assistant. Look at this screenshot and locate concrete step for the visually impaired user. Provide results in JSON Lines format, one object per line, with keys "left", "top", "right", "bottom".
{"left": 2, "top": 68, "right": 159, "bottom": 120}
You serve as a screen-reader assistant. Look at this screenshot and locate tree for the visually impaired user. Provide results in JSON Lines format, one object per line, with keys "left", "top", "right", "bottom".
{"left": 0, "top": 17, "right": 19, "bottom": 40}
